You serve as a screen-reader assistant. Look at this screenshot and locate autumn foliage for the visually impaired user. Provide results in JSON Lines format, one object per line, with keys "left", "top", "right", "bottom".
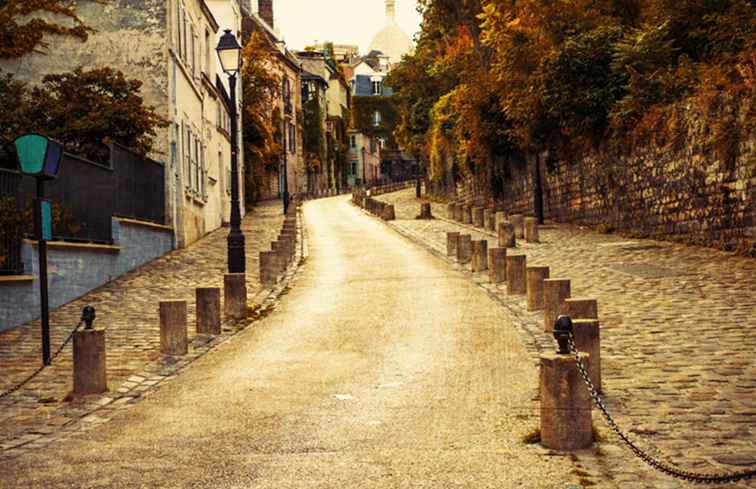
{"left": 388, "top": 0, "right": 755, "bottom": 192}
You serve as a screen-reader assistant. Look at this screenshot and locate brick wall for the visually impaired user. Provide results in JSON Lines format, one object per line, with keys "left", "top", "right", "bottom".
{"left": 452, "top": 112, "right": 755, "bottom": 253}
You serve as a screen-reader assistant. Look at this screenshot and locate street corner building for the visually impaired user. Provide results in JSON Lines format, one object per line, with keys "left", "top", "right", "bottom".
{"left": 0, "top": 0, "right": 247, "bottom": 248}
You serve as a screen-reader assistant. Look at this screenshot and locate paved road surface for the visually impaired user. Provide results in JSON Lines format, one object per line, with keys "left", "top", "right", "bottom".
{"left": 3, "top": 196, "right": 577, "bottom": 488}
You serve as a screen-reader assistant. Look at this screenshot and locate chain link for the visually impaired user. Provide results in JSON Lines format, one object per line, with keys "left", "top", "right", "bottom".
{"left": 567, "top": 334, "right": 755, "bottom": 484}
{"left": 0, "top": 320, "right": 84, "bottom": 401}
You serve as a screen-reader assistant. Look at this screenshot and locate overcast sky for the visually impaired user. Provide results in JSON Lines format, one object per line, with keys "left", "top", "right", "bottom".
{"left": 273, "top": 0, "right": 422, "bottom": 54}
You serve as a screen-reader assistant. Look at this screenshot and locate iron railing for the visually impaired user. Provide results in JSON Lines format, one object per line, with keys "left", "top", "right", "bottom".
{"left": 0, "top": 168, "right": 24, "bottom": 275}
{"left": 111, "top": 143, "right": 166, "bottom": 224}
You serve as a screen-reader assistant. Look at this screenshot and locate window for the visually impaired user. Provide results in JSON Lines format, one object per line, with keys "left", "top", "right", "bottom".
{"left": 349, "top": 135, "right": 356, "bottom": 149}
{"left": 204, "top": 29, "right": 211, "bottom": 76}
{"left": 178, "top": 3, "right": 186, "bottom": 59}
{"left": 288, "top": 123, "right": 296, "bottom": 152}
{"left": 370, "top": 137, "right": 376, "bottom": 154}
{"left": 372, "top": 80, "right": 382, "bottom": 96}
{"left": 372, "top": 110, "right": 382, "bottom": 127}
{"left": 350, "top": 161, "right": 358, "bottom": 175}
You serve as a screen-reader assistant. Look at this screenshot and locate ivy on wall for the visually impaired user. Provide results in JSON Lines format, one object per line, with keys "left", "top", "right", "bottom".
{"left": 351, "top": 96, "right": 399, "bottom": 148}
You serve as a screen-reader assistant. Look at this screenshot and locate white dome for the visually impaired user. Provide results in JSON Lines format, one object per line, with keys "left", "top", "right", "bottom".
{"left": 369, "top": 2, "right": 413, "bottom": 64}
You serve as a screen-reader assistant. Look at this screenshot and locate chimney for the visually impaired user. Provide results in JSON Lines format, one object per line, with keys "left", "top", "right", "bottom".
{"left": 386, "top": 0, "right": 396, "bottom": 20}
{"left": 258, "top": 0, "right": 274, "bottom": 29}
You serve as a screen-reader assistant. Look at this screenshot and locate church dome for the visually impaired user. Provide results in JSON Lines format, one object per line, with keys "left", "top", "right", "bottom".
{"left": 369, "top": 1, "right": 413, "bottom": 64}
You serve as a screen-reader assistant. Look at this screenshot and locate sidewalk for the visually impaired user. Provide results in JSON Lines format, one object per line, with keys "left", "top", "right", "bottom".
{"left": 0, "top": 201, "right": 288, "bottom": 457}
{"left": 375, "top": 188, "right": 756, "bottom": 489}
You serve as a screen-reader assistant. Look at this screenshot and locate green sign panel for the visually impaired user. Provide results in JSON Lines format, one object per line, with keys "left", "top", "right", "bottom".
{"left": 40, "top": 200, "right": 52, "bottom": 241}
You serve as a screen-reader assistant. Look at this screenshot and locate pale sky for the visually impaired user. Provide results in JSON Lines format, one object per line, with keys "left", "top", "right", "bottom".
{"left": 273, "top": 0, "right": 422, "bottom": 54}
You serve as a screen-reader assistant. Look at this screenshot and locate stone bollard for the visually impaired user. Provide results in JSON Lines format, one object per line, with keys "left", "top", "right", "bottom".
{"left": 526, "top": 266, "right": 550, "bottom": 311}
{"left": 159, "top": 300, "right": 188, "bottom": 356}
{"left": 573, "top": 319, "right": 602, "bottom": 392}
{"left": 483, "top": 209, "right": 494, "bottom": 231}
{"left": 488, "top": 208, "right": 498, "bottom": 231}
{"left": 540, "top": 351, "right": 593, "bottom": 450}
{"left": 73, "top": 311, "right": 107, "bottom": 396}
{"left": 543, "top": 279, "right": 571, "bottom": 332}
{"left": 446, "top": 202, "right": 454, "bottom": 218}
{"left": 495, "top": 211, "right": 507, "bottom": 229}
{"left": 510, "top": 214, "right": 525, "bottom": 239}
{"left": 457, "top": 234, "right": 472, "bottom": 265}
{"left": 196, "top": 287, "right": 221, "bottom": 335}
{"left": 382, "top": 204, "right": 396, "bottom": 221}
{"left": 453, "top": 203, "right": 462, "bottom": 222}
{"left": 224, "top": 273, "right": 247, "bottom": 320}
{"left": 259, "top": 251, "right": 279, "bottom": 287}
{"left": 488, "top": 248, "right": 507, "bottom": 284}
{"left": 525, "top": 217, "right": 540, "bottom": 243}
{"left": 447, "top": 232, "right": 460, "bottom": 258}
{"left": 498, "top": 221, "right": 516, "bottom": 248}
{"left": 562, "top": 298, "right": 598, "bottom": 320}
{"left": 506, "top": 255, "right": 527, "bottom": 295}
{"left": 463, "top": 206, "right": 473, "bottom": 225}
{"left": 471, "top": 240, "right": 488, "bottom": 272}
{"left": 473, "top": 207, "right": 485, "bottom": 228}
{"left": 417, "top": 202, "right": 433, "bottom": 220}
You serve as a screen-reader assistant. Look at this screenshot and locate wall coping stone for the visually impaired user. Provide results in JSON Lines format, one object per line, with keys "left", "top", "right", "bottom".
{"left": 116, "top": 217, "right": 173, "bottom": 233}
{"left": 0, "top": 275, "right": 33, "bottom": 284}
{"left": 24, "top": 240, "right": 121, "bottom": 253}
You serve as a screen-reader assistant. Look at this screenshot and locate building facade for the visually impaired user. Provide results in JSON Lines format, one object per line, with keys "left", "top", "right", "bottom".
{"left": 0, "top": 0, "right": 244, "bottom": 248}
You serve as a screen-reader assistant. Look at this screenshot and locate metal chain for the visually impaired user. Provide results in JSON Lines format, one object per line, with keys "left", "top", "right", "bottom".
{"left": 0, "top": 320, "right": 84, "bottom": 401}
{"left": 567, "top": 334, "right": 755, "bottom": 484}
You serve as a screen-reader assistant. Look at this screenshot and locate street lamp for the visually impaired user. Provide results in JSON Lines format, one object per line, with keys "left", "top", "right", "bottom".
{"left": 281, "top": 77, "right": 290, "bottom": 215}
{"left": 14, "top": 134, "right": 63, "bottom": 365}
{"left": 216, "top": 29, "right": 245, "bottom": 274}
{"left": 361, "top": 146, "right": 366, "bottom": 189}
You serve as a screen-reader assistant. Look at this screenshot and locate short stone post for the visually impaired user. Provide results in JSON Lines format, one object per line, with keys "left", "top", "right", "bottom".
{"left": 540, "top": 351, "right": 593, "bottom": 450}
{"left": 498, "top": 221, "right": 516, "bottom": 248}
{"left": 483, "top": 209, "right": 494, "bottom": 231}
{"left": 446, "top": 202, "right": 454, "bottom": 218}
{"left": 457, "top": 234, "right": 472, "bottom": 265}
{"left": 224, "top": 273, "right": 247, "bottom": 320}
{"left": 510, "top": 214, "right": 525, "bottom": 239}
{"left": 473, "top": 207, "right": 485, "bottom": 228}
{"left": 259, "top": 251, "right": 278, "bottom": 287}
{"left": 488, "top": 248, "right": 507, "bottom": 284}
{"left": 463, "top": 206, "right": 473, "bottom": 225}
{"left": 562, "top": 298, "right": 598, "bottom": 320}
{"left": 382, "top": 204, "right": 396, "bottom": 221}
{"left": 573, "top": 319, "right": 602, "bottom": 392}
{"left": 196, "top": 287, "right": 221, "bottom": 335}
{"left": 544, "top": 279, "right": 571, "bottom": 332}
{"left": 488, "top": 208, "right": 498, "bottom": 231}
{"left": 159, "top": 300, "right": 188, "bottom": 356}
{"left": 495, "top": 211, "right": 507, "bottom": 229}
{"left": 526, "top": 266, "right": 550, "bottom": 311}
{"left": 471, "top": 240, "right": 488, "bottom": 272}
{"left": 417, "top": 202, "right": 432, "bottom": 220}
{"left": 73, "top": 328, "right": 107, "bottom": 395}
{"left": 524, "top": 217, "right": 540, "bottom": 243}
{"left": 446, "top": 232, "right": 460, "bottom": 258}
{"left": 506, "top": 255, "right": 527, "bottom": 294}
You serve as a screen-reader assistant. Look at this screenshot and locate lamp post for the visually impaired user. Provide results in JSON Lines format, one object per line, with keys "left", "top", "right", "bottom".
{"left": 281, "top": 77, "right": 290, "bottom": 215}
{"left": 14, "top": 134, "right": 63, "bottom": 365}
{"left": 361, "top": 146, "right": 366, "bottom": 189}
{"left": 216, "top": 29, "right": 245, "bottom": 274}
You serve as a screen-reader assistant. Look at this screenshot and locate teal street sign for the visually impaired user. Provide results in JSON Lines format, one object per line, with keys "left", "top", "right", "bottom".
{"left": 40, "top": 200, "right": 52, "bottom": 241}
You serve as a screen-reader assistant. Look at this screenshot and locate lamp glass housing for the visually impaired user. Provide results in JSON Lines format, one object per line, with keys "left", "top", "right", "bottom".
{"left": 216, "top": 30, "right": 242, "bottom": 75}
{"left": 14, "top": 134, "right": 63, "bottom": 179}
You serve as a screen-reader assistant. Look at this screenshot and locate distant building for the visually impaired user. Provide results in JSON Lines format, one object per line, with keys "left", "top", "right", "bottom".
{"left": 0, "top": 0, "right": 243, "bottom": 248}
{"left": 369, "top": 0, "right": 414, "bottom": 66}
{"left": 242, "top": 0, "right": 306, "bottom": 199}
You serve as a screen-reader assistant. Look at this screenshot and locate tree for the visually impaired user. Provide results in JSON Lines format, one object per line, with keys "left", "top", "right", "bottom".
{"left": 0, "top": 67, "right": 167, "bottom": 165}
{"left": 240, "top": 29, "right": 281, "bottom": 205}
{"left": 0, "top": 0, "right": 95, "bottom": 59}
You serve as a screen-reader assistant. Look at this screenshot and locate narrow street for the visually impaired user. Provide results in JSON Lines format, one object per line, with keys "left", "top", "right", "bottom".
{"left": 2, "top": 196, "right": 575, "bottom": 488}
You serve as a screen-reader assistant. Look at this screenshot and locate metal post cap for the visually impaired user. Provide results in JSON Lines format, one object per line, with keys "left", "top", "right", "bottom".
{"left": 82, "top": 306, "right": 96, "bottom": 329}
{"left": 554, "top": 315, "right": 573, "bottom": 354}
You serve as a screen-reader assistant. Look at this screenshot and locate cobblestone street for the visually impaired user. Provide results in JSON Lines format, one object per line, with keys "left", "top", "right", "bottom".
{"left": 0, "top": 201, "right": 287, "bottom": 457}
{"left": 375, "top": 188, "right": 756, "bottom": 488}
